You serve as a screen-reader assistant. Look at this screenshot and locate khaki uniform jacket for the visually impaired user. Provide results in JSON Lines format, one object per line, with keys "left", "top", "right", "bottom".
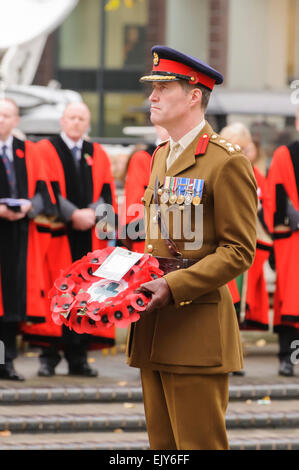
{"left": 126, "top": 121, "right": 257, "bottom": 375}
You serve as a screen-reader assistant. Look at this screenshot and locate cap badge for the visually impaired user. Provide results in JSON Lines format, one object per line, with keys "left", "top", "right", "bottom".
{"left": 153, "top": 52, "right": 159, "bottom": 66}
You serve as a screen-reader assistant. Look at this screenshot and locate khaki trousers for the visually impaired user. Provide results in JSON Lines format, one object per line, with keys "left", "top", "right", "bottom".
{"left": 140, "top": 369, "right": 229, "bottom": 450}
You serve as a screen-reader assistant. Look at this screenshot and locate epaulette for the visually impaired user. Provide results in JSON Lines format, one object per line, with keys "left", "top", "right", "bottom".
{"left": 195, "top": 133, "right": 210, "bottom": 155}
{"left": 150, "top": 139, "right": 169, "bottom": 172}
{"left": 209, "top": 133, "right": 241, "bottom": 154}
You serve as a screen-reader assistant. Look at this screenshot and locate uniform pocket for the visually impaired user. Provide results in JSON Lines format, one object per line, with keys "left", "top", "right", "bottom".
{"left": 150, "top": 300, "right": 223, "bottom": 367}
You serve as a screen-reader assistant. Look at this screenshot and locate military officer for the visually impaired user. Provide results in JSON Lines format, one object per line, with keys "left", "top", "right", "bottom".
{"left": 126, "top": 46, "right": 257, "bottom": 450}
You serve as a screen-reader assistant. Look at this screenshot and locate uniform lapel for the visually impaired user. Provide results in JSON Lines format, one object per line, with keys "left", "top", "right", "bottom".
{"left": 149, "top": 140, "right": 170, "bottom": 188}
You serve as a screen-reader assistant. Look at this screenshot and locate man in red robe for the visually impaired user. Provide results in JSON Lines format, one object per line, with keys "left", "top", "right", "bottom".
{"left": 264, "top": 107, "right": 299, "bottom": 376}
{"left": 22, "top": 102, "right": 118, "bottom": 377}
{"left": 0, "top": 98, "right": 52, "bottom": 381}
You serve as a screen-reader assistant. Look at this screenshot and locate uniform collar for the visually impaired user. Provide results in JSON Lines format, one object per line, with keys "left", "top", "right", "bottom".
{"left": 169, "top": 119, "right": 205, "bottom": 152}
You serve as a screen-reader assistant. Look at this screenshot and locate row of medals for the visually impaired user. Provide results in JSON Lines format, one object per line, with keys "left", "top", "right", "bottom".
{"left": 158, "top": 177, "right": 204, "bottom": 210}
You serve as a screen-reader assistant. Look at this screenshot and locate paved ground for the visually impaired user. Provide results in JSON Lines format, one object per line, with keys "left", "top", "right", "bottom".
{"left": 0, "top": 335, "right": 299, "bottom": 451}
{"left": 1, "top": 335, "right": 298, "bottom": 388}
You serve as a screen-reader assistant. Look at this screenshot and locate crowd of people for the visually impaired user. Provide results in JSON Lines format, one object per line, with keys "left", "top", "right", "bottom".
{"left": 0, "top": 93, "right": 299, "bottom": 385}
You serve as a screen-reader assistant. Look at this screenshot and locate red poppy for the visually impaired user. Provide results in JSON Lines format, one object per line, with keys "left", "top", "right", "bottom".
{"left": 80, "top": 315, "right": 102, "bottom": 333}
{"left": 68, "top": 310, "right": 86, "bottom": 334}
{"left": 16, "top": 149, "right": 25, "bottom": 158}
{"left": 96, "top": 308, "right": 114, "bottom": 328}
{"left": 51, "top": 311, "right": 65, "bottom": 326}
{"left": 51, "top": 294, "right": 75, "bottom": 313}
{"left": 85, "top": 301, "right": 103, "bottom": 321}
{"left": 85, "top": 247, "right": 114, "bottom": 264}
{"left": 54, "top": 275, "right": 75, "bottom": 293}
{"left": 79, "top": 262, "right": 101, "bottom": 282}
{"left": 75, "top": 292, "right": 91, "bottom": 309}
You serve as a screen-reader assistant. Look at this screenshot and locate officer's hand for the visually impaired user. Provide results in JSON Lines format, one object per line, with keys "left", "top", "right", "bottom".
{"left": 137, "top": 277, "right": 173, "bottom": 313}
{"left": 71, "top": 208, "right": 95, "bottom": 230}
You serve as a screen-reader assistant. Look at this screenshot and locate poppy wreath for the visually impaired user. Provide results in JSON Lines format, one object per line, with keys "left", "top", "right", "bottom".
{"left": 49, "top": 247, "right": 164, "bottom": 334}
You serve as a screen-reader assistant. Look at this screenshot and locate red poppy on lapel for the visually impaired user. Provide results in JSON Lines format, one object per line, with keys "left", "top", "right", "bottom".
{"left": 16, "top": 149, "right": 25, "bottom": 158}
{"left": 84, "top": 153, "right": 93, "bottom": 166}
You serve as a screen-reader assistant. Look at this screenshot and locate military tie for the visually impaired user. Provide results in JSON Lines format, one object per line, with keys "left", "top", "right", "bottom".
{"left": 1, "top": 144, "right": 17, "bottom": 197}
{"left": 167, "top": 142, "right": 181, "bottom": 170}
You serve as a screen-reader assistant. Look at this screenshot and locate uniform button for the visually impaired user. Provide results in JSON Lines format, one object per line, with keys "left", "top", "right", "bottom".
{"left": 179, "top": 301, "right": 185, "bottom": 307}
{"left": 211, "top": 134, "right": 217, "bottom": 139}
{"left": 157, "top": 188, "right": 163, "bottom": 195}
{"left": 147, "top": 244, "right": 153, "bottom": 253}
{"left": 141, "top": 197, "right": 145, "bottom": 202}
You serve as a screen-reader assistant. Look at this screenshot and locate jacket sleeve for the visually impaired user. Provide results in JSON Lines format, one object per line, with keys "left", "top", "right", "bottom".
{"left": 164, "top": 155, "right": 257, "bottom": 307}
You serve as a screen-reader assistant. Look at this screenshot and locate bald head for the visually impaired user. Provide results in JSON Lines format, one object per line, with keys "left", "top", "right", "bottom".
{"left": 60, "top": 101, "right": 91, "bottom": 141}
{"left": 220, "top": 122, "right": 257, "bottom": 163}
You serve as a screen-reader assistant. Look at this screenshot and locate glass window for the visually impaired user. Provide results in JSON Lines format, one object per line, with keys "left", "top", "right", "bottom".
{"left": 104, "top": 0, "right": 148, "bottom": 69}
{"left": 58, "top": 0, "right": 101, "bottom": 69}
{"left": 80, "top": 92, "right": 100, "bottom": 137}
{"left": 165, "top": 0, "right": 209, "bottom": 62}
{"left": 103, "top": 92, "right": 148, "bottom": 137}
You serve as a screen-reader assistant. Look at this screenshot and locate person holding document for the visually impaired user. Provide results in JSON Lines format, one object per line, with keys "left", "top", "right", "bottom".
{"left": 0, "top": 98, "right": 52, "bottom": 380}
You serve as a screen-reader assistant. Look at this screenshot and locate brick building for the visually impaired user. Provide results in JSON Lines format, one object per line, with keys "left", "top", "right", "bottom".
{"left": 33, "top": 0, "right": 299, "bottom": 138}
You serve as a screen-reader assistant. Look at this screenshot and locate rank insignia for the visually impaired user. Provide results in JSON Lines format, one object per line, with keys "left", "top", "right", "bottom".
{"left": 195, "top": 134, "right": 210, "bottom": 156}
{"left": 153, "top": 52, "right": 159, "bottom": 66}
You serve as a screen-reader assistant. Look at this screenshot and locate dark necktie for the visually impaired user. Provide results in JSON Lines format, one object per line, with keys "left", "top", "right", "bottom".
{"left": 1, "top": 145, "right": 17, "bottom": 197}
{"left": 71, "top": 145, "right": 80, "bottom": 170}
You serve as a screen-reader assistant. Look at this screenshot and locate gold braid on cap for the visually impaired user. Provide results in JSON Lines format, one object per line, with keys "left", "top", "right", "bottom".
{"left": 140, "top": 71, "right": 195, "bottom": 83}
{"left": 140, "top": 74, "right": 178, "bottom": 82}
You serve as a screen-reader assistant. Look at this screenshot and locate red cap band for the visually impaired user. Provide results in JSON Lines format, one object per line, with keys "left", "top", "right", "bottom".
{"left": 153, "top": 58, "right": 216, "bottom": 90}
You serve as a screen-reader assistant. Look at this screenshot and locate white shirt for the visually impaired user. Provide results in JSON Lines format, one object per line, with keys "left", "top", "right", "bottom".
{"left": 60, "top": 132, "right": 83, "bottom": 162}
{"left": 167, "top": 119, "right": 206, "bottom": 170}
{"left": 0, "top": 135, "right": 14, "bottom": 162}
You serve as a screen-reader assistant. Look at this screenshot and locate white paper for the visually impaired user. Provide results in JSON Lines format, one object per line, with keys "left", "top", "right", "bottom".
{"left": 92, "top": 247, "right": 143, "bottom": 281}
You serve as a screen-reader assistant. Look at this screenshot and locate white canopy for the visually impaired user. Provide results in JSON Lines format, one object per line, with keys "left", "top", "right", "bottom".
{"left": 0, "top": 0, "right": 78, "bottom": 50}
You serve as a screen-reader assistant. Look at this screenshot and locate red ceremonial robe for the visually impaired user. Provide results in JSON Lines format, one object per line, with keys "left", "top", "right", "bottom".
{"left": 264, "top": 142, "right": 299, "bottom": 331}
{"left": 0, "top": 138, "right": 51, "bottom": 323}
{"left": 228, "top": 166, "right": 272, "bottom": 330}
{"left": 120, "top": 148, "right": 153, "bottom": 253}
{"left": 22, "top": 136, "right": 118, "bottom": 348}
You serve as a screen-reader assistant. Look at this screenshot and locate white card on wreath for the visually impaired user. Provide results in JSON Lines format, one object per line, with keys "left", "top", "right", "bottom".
{"left": 92, "top": 247, "right": 143, "bottom": 281}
